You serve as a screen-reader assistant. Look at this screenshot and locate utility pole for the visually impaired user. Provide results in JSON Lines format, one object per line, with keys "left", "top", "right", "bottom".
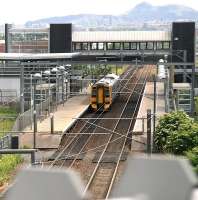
{"left": 153, "top": 75, "right": 157, "bottom": 152}
{"left": 20, "top": 64, "right": 24, "bottom": 113}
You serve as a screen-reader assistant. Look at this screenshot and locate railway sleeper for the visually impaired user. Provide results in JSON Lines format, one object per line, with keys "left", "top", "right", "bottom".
{"left": 92, "top": 152, "right": 128, "bottom": 163}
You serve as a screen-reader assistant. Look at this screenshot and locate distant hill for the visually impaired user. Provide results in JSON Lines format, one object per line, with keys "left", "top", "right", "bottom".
{"left": 126, "top": 2, "right": 198, "bottom": 21}
{"left": 25, "top": 2, "right": 198, "bottom": 28}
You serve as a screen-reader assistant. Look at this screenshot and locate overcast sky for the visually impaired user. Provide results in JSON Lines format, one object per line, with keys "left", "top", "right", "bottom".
{"left": 1, "top": 0, "right": 198, "bottom": 24}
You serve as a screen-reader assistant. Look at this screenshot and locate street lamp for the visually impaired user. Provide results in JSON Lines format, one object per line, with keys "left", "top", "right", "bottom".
{"left": 51, "top": 67, "right": 59, "bottom": 110}
{"left": 44, "top": 70, "right": 51, "bottom": 114}
{"left": 33, "top": 72, "right": 41, "bottom": 149}
{"left": 58, "top": 65, "right": 65, "bottom": 105}
{"left": 33, "top": 73, "right": 42, "bottom": 111}
{"left": 164, "top": 54, "right": 168, "bottom": 63}
{"left": 64, "top": 71, "right": 68, "bottom": 101}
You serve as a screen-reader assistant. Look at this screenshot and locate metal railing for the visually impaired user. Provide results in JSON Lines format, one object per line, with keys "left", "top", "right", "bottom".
{"left": 0, "top": 89, "right": 18, "bottom": 105}
{"left": 12, "top": 97, "right": 54, "bottom": 132}
{"left": 0, "top": 116, "right": 16, "bottom": 149}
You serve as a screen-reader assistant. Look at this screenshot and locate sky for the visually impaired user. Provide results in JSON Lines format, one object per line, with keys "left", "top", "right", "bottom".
{"left": 1, "top": 0, "right": 198, "bottom": 24}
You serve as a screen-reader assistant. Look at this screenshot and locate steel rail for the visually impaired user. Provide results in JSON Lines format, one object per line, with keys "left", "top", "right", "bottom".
{"left": 105, "top": 65, "right": 152, "bottom": 199}
{"left": 83, "top": 66, "right": 146, "bottom": 197}
{"left": 48, "top": 103, "right": 105, "bottom": 168}
{"left": 48, "top": 66, "right": 136, "bottom": 167}
{"left": 58, "top": 110, "right": 104, "bottom": 168}
{"left": 59, "top": 66, "right": 139, "bottom": 168}
{"left": 58, "top": 66, "right": 136, "bottom": 167}
{"left": 65, "top": 66, "right": 140, "bottom": 169}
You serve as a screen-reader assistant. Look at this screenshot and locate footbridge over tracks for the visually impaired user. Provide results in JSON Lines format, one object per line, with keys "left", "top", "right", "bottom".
{"left": 72, "top": 30, "right": 171, "bottom": 62}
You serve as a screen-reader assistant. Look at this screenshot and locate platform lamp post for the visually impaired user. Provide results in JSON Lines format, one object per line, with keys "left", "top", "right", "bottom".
{"left": 51, "top": 67, "right": 59, "bottom": 110}
{"left": 44, "top": 70, "right": 51, "bottom": 115}
{"left": 63, "top": 71, "right": 68, "bottom": 101}
{"left": 66, "top": 64, "right": 71, "bottom": 96}
{"left": 65, "top": 78, "right": 68, "bottom": 101}
{"left": 58, "top": 65, "right": 65, "bottom": 105}
{"left": 33, "top": 72, "right": 42, "bottom": 149}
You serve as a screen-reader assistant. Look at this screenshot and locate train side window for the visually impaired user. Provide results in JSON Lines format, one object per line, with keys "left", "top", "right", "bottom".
{"left": 92, "top": 88, "right": 97, "bottom": 97}
{"left": 105, "top": 88, "right": 110, "bottom": 97}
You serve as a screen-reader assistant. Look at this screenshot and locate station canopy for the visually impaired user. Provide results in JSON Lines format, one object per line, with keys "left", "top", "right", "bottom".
{"left": 0, "top": 53, "right": 80, "bottom": 61}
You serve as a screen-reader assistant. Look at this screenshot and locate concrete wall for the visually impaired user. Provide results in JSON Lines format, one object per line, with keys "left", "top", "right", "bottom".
{"left": 0, "top": 77, "right": 20, "bottom": 97}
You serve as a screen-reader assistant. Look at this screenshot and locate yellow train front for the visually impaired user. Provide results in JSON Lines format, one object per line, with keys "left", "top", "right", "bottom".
{"left": 90, "top": 74, "right": 119, "bottom": 111}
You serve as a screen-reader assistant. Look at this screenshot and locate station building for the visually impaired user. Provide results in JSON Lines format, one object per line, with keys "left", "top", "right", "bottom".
{"left": 0, "top": 22, "right": 196, "bottom": 113}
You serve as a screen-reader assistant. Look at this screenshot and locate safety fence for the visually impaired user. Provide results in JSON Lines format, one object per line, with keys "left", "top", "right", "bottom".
{"left": 12, "top": 97, "right": 55, "bottom": 132}
{"left": 0, "top": 89, "right": 18, "bottom": 105}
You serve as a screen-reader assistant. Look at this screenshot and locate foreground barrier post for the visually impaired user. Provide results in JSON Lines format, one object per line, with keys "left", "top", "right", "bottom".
{"left": 147, "top": 109, "right": 152, "bottom": 155}
{"left": 33, "top": 110, "right": 37, "bottom": 149}
{"left": 50, "top": 113, "right": 54, "bottom": 134}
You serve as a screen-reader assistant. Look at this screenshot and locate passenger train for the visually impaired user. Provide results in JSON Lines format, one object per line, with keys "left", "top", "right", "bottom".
{"left": 90, "top": 74, "right": 119, "bottom": 111}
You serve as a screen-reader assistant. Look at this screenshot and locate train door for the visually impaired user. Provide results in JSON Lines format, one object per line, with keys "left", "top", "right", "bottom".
{"left": 97, "top": 86, "right": 104, "bottom": 107}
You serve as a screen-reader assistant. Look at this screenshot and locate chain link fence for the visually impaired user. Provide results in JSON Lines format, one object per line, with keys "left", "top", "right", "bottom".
{"left": 12, "top": 97, "right": 55, "bottom": 132}
{"left": 0, "top": 89, "right": 18, "bottom": 105}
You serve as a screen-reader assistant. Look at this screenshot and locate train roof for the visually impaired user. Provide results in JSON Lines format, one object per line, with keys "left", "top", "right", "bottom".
{"left": 95, "top": 73, "right": 119, "bottom": 86}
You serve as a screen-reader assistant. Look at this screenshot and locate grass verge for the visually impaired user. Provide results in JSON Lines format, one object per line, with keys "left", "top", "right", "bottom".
{"left": 0, "top": 155, "right": 23, "bottom": 187}
{"left": 0, "top": 106, "right": 23, "bottom": 187}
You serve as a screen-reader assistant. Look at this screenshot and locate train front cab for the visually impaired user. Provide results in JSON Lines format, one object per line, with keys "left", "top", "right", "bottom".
{"left": 91, "top": 85, "right": 111, "bottom": 111}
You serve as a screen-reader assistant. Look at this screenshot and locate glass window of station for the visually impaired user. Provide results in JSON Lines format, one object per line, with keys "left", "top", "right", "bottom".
{"left": 156, "top": 42, "right": 163, "bottom": 50}
{"left": 98, "top": 43, "right": 104, "bottom": 50}
{"left": 9, "top": 28, "right": 48, "bottom": 53}
{"left": 75, "top": 43, "right": 81, "bottom": 50}
{"left": 123, "top": 42, "right": 130, "bottom": 50}
{"left": 147, "top": 42, "right": 154, "bottom": 50}
{"left": 107, "top": 42, "right": 114, "bottom": 50}
{"left": 131, "top": 42, "right": 137, "bottom": 50}
{"left": 114, "top": 43, "right": 121, "bottom": 50}
{"left": 82, "top": 43, "right": 88, "bottom": 50}
{"left": 163, "top": 41, "right": 170, "bottom": 49}
{"left": 91, "top": 42, "right": 97, "bottom": 50}
{"left": 139, "top": 42, "right": 147, "bottom": 50}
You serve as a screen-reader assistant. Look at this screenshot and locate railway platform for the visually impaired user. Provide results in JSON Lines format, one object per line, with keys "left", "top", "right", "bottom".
{"left": 132, "top": 81, "right": 165, "bottom": 151}
{"left": 19, "top": 96, "right": 89, "bottom": 149}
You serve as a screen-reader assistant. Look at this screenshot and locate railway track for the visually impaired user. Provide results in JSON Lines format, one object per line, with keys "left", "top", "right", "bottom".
{"left": 46, "top": 65, "right": 155, "bottom": 199}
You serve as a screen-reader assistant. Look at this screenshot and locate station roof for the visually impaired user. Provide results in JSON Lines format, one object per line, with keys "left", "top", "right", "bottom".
{"left": 72, "top": 31, "right": 171, "bottom": 42}
{"left": 0, "top": 53, "right": 80, "bottom": 61}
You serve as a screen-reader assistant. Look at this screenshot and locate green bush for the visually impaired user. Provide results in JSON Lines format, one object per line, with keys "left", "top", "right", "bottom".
{"left": 154, "top": 111, "right": 195, "bottom": 153}
{"left": 0, "top": 155, "right": 23, "bottom": 186}
{"left": 186, "top": 147, "right": 198, "bottom": 175}
{"left": 195, "top": 97, "right": 198, "bottom": 115}
{"left": 154, "top": 111, "right": 198, "bottom": 175}
{"left": 165, "top": 128, "right": 198, "bottom": 154}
